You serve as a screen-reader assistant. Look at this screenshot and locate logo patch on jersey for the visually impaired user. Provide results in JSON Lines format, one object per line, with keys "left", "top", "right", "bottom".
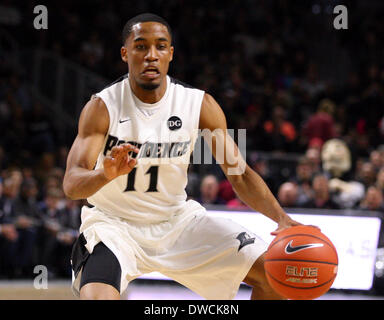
{"left": 167, "top": 116, "right": 182, "bottom": 130}
{"left": 119, "top": 118, "right": 131, "bottom": 123}
{"left": 236, "top": 232, "right": 255, "bottom": 251}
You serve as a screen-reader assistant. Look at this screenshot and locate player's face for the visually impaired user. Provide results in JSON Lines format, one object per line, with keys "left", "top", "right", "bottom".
{"left": 121, "top": 22, "right": 173, "bottom": 91}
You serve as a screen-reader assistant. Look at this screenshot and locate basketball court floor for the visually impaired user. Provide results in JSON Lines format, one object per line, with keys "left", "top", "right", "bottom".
{"left": 0, "top": 279, "right": 383, "bottom": 300}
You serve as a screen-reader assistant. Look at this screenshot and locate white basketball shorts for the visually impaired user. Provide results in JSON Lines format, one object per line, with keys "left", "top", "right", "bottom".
{"left": 71, "top": 202, "right": 268, "bottom": 300}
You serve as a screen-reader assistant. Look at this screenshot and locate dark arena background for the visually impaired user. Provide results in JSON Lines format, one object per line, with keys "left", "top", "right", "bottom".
{"left": 1, "top": 0, "right": 384, "bottom": 305}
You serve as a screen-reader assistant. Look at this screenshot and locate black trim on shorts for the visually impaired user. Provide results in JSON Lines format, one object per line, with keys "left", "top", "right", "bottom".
{"left": 79, "top": 240, "right": 122, "bottom": 293}
{"left": 71, "top": 233, "right": 90, "bottom": 278}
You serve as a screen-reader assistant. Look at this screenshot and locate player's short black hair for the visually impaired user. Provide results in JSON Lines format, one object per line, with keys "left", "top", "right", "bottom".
{"left": 122, "top": 13, "right": 172, "bottom": 44}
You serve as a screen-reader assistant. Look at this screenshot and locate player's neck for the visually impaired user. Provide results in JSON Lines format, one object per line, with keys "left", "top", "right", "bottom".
{"left": 130, "top": 77, "right": 167, "bottom": 104}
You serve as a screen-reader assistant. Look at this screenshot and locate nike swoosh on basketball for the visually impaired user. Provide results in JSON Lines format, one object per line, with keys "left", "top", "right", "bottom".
{"left": 119, "top": 118, "right": 131, "bottom": 123}
{"left": 285, "top": 240, "right": 323, "bottom": 254}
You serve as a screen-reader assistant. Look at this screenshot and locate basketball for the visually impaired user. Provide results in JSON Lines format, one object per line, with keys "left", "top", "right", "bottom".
{"left": 264, "top": 225, "right": 338, "bottom": 300}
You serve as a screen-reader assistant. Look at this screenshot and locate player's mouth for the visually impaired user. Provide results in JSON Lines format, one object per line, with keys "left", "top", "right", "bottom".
{"left": 141, "top": 66, "right": 160, "bottom": 80}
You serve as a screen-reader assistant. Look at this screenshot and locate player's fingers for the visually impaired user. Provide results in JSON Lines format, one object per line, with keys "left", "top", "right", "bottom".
{"left": 110, "top": 145, "right": 122, "bottom": 158}
{"left": 270, "top": 224, "right": 321, "bottom": 236}
{"left": 307, "top": 224, "right": 321, "bottom": 232}
{"left": 103, "top": 156, "right": 116, "bottom": 167}
{"left": 115, "top": 147, "right": 128, "bottom": 163}
{"left": 121, "top": 143, "right": 140, "bottom": 153}
{"left": 270, "top": 227, "right": 283, "bottom": 236}
{"left": 127, "top": 158, "right": 137, "bottom": 169}
{"left": 111, "top": 145, "right": 138, "bottom": 162}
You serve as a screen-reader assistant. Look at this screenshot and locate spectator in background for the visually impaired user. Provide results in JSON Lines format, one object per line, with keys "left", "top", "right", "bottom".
{"left": 263, "top": 105, "right": 297, "bottom": 152}
{"left": 0, "top": 171, "right": 21, "bottom": 224}
{"left": 353, "top": 132, "right": 371, "bottom": 159}
{"left": 249, "top": 153, "right": 280, "bottom": 196}
{"left": 38, "top": 187, "right": 65, "bottom": 277}
{"left": 0, "top": 147, "right": 5, "bottom": 172}
{"left": 11, "top": 177, "right": 42, "bottom": 277}
{"left": 305, "top": 146, "right": 322, "bottom": 175}
{"left": 242, "top": 103, "right": 266, "bottom": 151}
{"left": 27, "top": 101, "right": 56, "bottom": 157}
{"left": 290, "top": 156, "right": 314, "bottom": 206}
{"left": 321, "top": 139, "right": 365, "bottom": 208}
{"left": 12, "top": 178, "right": 42, "bottom": 227}
{"left": 40, "top": 168, "right": 64, "bottom": 199}
{"left": 0, "top": 177, "right": 18, "bottom": 277}
{"left": 300, "top": 63, "right": 325, "bottom": 99}
{"left": 376, "top": 168, "right": 384, "bottom": 194}
{"left": 54, "top": 199, "right": 81, "bottom": 277}
{"left": 356, "top": 162, "right": 377, "bottom": 189}
{"left": 378, "top": 146, "right": 384, "bottom": 168}
{"left": 34, "top": 152, "right": 56, "bottom": 186}
{"left": 358, "top": 186, "right": 384, "bottom": 213}
{"left": 277, "top": 182, "right": 299, "bottom": 208}
{"left": 2, "top": 169, "right": 23, "bottom": 203}
{"left": 302, "top": 98, "right": 337, "bottom": 148}
{"left": 370, "top": 149, "right": 383, "bottom": 174}
{"left": 301, "top": 174, "right": 340, "bottom": 209}
{"left": 80, "top": 32, "right": 105, "bottom": 71}
{"left": 197, "top": 174, "right": 226, "bottom": 205}
{"left": 56, "top": 146, "right": 69, "bottom": 170}
{"left": 218, "top": 179, "right": 236, "bottom": 204}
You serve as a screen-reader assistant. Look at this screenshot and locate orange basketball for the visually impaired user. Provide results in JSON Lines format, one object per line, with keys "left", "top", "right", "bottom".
{"left": 264, "top": 225, "right": 338, "bottom": 300}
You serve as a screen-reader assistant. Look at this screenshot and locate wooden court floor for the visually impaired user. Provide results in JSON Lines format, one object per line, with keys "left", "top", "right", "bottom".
{"left": 1, "top": 279, "right": 383, "bottom": 300}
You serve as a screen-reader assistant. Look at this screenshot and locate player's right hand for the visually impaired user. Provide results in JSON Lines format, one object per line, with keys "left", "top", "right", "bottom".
{"left": 102, "top": 143, "right": 139, "bottom": 181}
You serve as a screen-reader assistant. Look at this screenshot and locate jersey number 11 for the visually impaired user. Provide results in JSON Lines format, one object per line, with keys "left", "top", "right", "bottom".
{"left": 124, "top": 166, "right": 159, "bottom": 192}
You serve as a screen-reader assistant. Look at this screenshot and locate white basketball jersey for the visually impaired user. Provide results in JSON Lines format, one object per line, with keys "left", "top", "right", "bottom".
{"left": 87, "top": 75, "right": 205, "bottom": 223}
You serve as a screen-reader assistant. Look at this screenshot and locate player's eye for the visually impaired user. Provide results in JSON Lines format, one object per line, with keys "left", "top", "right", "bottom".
{"left": 157, "top": 44, "right": 167, "bottom": 50}
{"left": 135, "top": 44, "right": 146, "bottom": 50}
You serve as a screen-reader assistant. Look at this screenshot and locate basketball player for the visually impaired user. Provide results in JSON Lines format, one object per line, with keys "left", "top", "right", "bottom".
{"left": 63, "top": 13, "right": 301, "bottom": 300}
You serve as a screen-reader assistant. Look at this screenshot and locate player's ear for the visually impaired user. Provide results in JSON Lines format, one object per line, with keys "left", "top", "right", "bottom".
{"left": 169, "top": 46, "right": 174, "bottom": 62}
{"left": 121, "top": 46, "right": 128, "bottom": 63}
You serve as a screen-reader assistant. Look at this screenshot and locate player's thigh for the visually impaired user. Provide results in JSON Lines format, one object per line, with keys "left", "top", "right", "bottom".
{"left": 79, "top": 241, "right": 122, "bottom": 300}
{"left": 162, "top": 214, "right": 269, "bottom": 299}
{"left": 80, "top": 282, "right": 120, "bottom": 300}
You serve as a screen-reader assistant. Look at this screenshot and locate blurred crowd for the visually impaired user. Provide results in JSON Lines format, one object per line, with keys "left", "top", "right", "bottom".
{"left": 0, "top": 0, "right": 384, "bottom": 279}
{"left": 188, "top": 142, "right": 384, "bottom": 213}
{"left": 0, "top": 166, "right": 83, "bottom": 279}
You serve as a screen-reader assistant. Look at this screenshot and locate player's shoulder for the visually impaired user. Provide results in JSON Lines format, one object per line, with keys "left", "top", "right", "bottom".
{"left": 78, "top": 96, "right": 109, "bottom": 135}
{"left": 199, "top": 92, "right": 226, "bottom": 130}
{"left": 82, "top": 95, "right": 108, "bottom": 121}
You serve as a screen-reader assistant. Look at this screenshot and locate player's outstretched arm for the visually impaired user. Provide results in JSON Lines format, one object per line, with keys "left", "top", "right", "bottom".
{"left": 63, "top": 97, "right": 138, "bottom": 200}
{"left": 199, "top": 93, "right": 300, "bottom": 234}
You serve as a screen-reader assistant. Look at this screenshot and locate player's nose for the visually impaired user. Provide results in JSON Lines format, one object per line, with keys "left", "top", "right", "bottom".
{"left": 145, "top": 45, "right": 159, "bottom": 61}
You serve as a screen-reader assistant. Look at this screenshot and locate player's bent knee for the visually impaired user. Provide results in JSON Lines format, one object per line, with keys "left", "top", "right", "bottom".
{"left": 243, "top": 252, "right": 268, "bottom": 286}
{"left": 243, "top": 254, "right": 285, "bottom": 299}
{"left": 80, "top": 282, "right": 121, "bottom": 300}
